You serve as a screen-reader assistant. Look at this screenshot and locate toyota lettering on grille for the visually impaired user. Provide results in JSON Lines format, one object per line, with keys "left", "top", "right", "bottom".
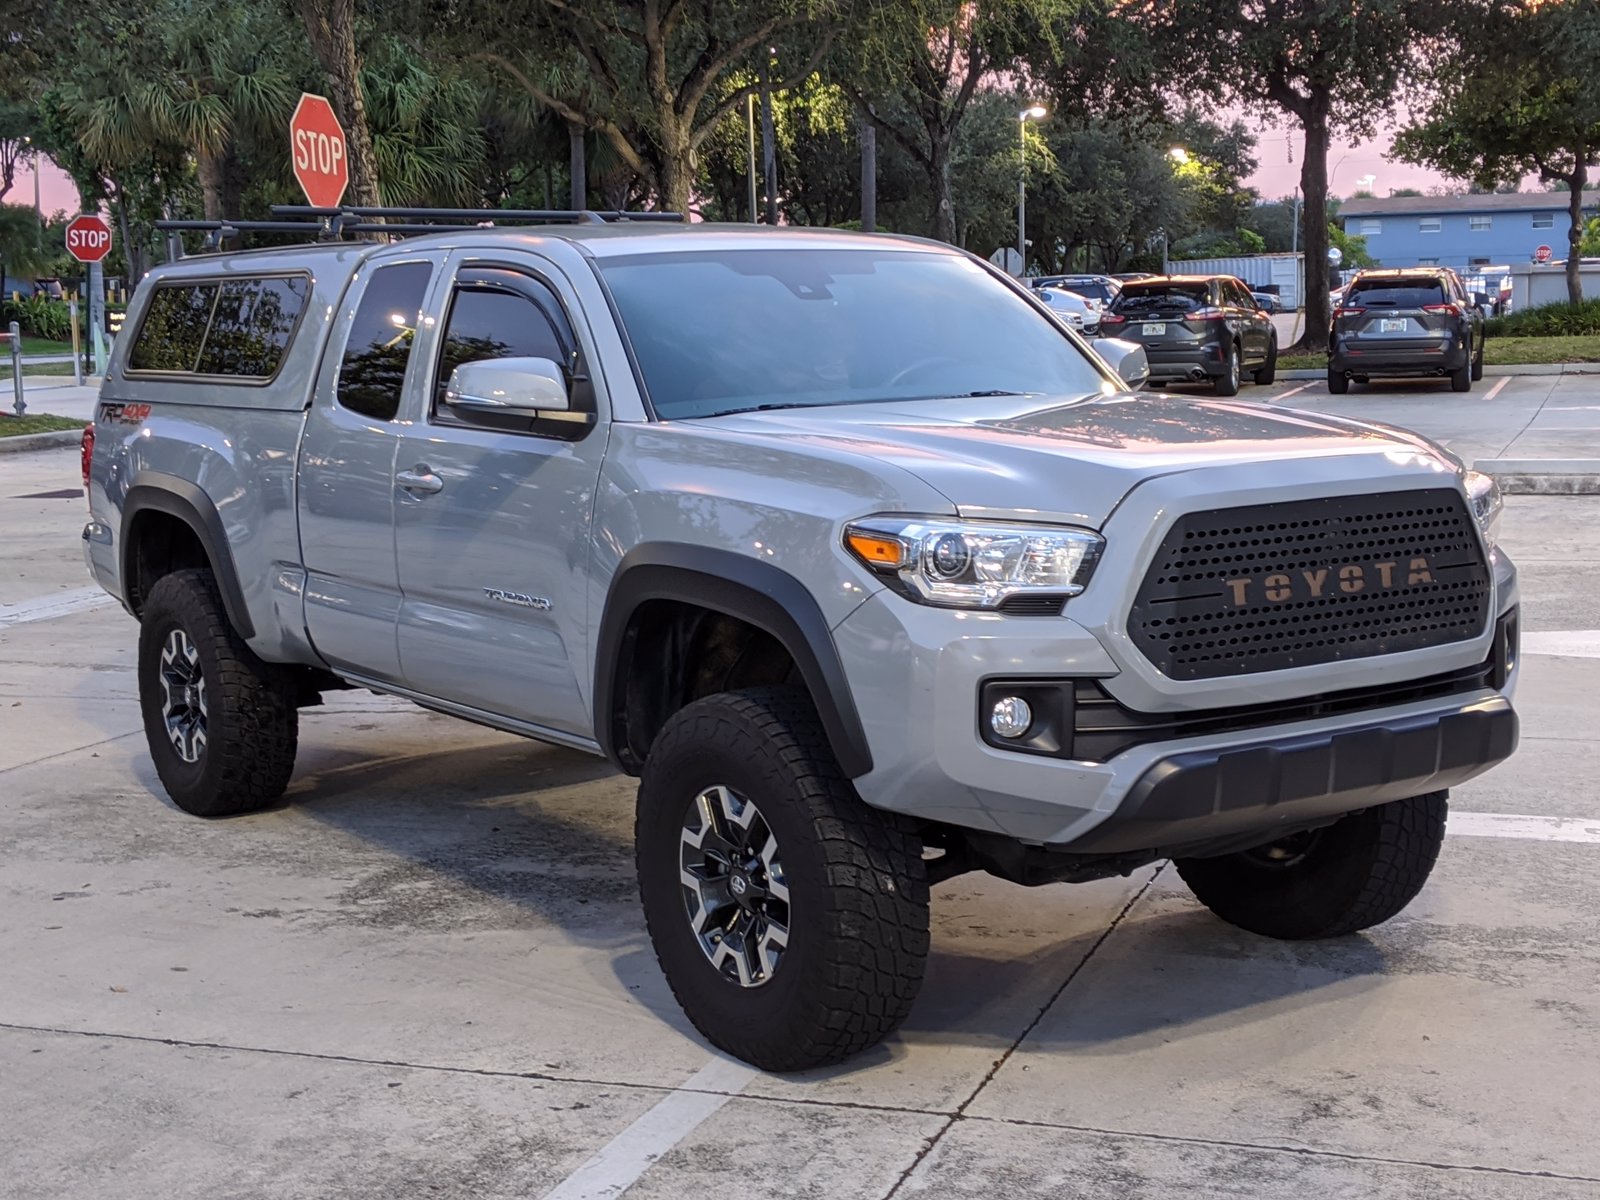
{"left": 1223, "top": 556, "right": 1435, "bottom": 607}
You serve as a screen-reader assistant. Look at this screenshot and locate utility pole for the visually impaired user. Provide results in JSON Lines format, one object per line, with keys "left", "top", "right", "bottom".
{"left": 760, "top": 52, "right": 777, "bottom": 224}
{"left": 746, "top": 94, "right": 758, "bottom": 223}
{"left": 568, "top": 125, "right": 586, "bottom": 210}
{"left": 860, "top": 119, "right": 876, "bottom": 233}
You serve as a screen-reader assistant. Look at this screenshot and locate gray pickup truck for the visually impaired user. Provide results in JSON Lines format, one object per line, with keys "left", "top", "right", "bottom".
{"left": 82, "top": 217, "right": 1519, "bottom": 1071}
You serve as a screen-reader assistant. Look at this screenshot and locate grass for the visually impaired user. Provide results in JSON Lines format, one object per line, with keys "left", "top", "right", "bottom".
{"left": 0, "top": 413, "right": 85, "bottom": 437}
{"left": 1279, "top": 333, "right": 1600, "bottom": 372}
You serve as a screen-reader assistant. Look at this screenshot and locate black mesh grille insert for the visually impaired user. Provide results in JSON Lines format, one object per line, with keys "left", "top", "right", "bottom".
{"left": 1129, "top": 489, "right": 1492, "bottom": 680}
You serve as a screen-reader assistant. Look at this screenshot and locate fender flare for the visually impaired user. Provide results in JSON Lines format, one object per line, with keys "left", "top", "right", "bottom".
{"left": 594, "top": 544, "right": 873, "bottom": 779}
{"left": 122, "top": 473, "right": 256, "bottom": 640}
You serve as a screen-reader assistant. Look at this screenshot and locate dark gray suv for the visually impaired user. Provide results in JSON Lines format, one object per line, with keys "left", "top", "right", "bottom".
{"left": 1100, "top": 275, "right": 1277, "bottom": 395}
{"left": 1329, "top": 268, "right": 1486, "bottom": 394}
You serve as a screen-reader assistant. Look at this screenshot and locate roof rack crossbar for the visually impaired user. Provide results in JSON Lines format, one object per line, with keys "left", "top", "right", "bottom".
{"left": 270, "top": 205, "right": 684, "bottom": 223}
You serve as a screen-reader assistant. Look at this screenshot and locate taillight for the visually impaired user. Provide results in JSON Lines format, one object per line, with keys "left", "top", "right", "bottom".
{"left": 81, "top": 423, "right": 95, "bottom": 493}
{"left": 1334, "top": 306, "right": 1367, "bottom": 318}
{"left": 1423, "top": 303, "right": 1461, "bottom": 316}
{"left": 1183, "top": 307, "right": 1225, "bottom": 326}
{"left": 1100, "top": 313, "right": 1126, "bottom": 327}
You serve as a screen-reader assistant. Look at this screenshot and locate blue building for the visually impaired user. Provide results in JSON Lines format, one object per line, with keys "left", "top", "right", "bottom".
{"left": 1340, "top": 191, "right": 1599, "bottom": 270}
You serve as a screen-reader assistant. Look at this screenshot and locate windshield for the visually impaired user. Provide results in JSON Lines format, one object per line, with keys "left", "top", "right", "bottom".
{"left": 1057, "top": 280, "right": 1115, "bottom": 303}
{"left": 597, "top": 248, "right": 1108, "bottom": 419}
{"left": 1113, "top": 283, "right": 1209, "bottom": 313}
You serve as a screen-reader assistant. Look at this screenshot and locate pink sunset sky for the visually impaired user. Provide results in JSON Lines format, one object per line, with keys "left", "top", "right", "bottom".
{"left": 16, "top": 118, "right": 1465, "bottom": 218}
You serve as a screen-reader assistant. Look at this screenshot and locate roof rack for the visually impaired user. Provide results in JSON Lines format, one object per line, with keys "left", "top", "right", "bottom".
{"left": 154, "top": 205, "right": 686, "bottom": 254}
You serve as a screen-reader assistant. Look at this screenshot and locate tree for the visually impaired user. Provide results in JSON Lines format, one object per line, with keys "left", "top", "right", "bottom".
{"left": 1394, "top": 0, "right": 1600, "bottom": 304}
{"left": 298, "top": 0, "right": 383, "bottom": 207}
{"left": 0, "top": 101, "right": 43, "bottom": 203}
{"left": 1122, "top": 1, "right": 1428, "bottom": 348}
{"left": 0, "top": 202, "right": 52, "bottom": 289}
{"left": 843, "top": 0, "right": 1073, "bottom": 244}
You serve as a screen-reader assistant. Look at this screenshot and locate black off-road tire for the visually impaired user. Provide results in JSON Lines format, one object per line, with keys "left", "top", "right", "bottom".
{"left": 1450, "top": 360, "right": 1472, "bottom": 392}
{"left": 1213, "top": 342, "right": 1242, "bottom": 396}
{"left": 636, "top": 687, "right": 929, "bottom": 1071}
{"left": 1174, "top": 792, "right": 1448, "bottom": 940}
{"left": 137, "top": 568, "right": 298, "bottom": 817}
{"left": 1253, "top": 336, "right": 1278, "bottom": 385}
{"left": 1328, "top": 369, "right": 1350, "bottom": 395}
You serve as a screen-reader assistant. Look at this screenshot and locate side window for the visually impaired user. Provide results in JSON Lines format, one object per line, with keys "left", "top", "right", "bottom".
{"left": 195, "top": 276, "right": 309, "bottom": 378}
{"left": 129, "top": 283, "right": 218, "bottom": 372}
{"left": 336, "top": 261, "right": 434, "bottom": 422}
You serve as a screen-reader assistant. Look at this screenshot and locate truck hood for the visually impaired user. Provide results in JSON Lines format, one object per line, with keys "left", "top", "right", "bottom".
{"left": 693, "top": 391, "right": 1453, "bottom": 527}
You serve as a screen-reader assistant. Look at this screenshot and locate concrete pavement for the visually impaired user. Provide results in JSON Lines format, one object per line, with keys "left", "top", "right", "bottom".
{"left": 2, "top": 446, "right": 1599, "bottom": 1198}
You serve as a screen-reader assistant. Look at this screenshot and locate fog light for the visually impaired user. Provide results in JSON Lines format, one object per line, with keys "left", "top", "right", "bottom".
{"left": 989, "top": 696, "right": 1033, "bottom": 739}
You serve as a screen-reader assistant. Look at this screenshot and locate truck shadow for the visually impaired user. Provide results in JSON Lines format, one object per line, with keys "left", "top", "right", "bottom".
{"left": 260, "top": 716, "right": 1392, "bottom": 1068}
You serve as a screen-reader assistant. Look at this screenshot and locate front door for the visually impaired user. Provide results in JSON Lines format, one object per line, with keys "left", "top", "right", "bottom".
{"left": 391, "top": 255, "right": 606, "bottom": 737}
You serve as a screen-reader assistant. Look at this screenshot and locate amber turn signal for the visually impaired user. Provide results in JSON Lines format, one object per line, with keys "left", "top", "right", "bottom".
{"left": 845, "top": 530, "right": 905, "bottom": 569}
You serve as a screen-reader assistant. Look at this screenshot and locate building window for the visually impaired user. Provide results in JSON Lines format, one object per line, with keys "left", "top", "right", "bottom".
{"left": 1469, "top": 215, "right": 1493, "bottom": 231}
{"left": 1533, "top": 213, "right": 1554, "bottom": 229}
{"left": 1418, "top": 258, "right": 1439, "bottom": 266}
{"left": 1419, "top": 217, "right": 1442, "bottom": 233}
{"left": 1358, "top": 219, "right": 1382, "bottom": 235}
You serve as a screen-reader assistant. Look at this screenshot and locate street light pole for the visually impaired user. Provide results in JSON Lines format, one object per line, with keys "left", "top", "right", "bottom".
{"left": 1017, "top": 106, "right": 1045, "bottom": 273}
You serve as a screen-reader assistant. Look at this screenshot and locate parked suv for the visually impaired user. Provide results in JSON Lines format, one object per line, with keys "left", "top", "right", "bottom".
{"left": 1100, "top": 275, "right": 1276, "bottom": 394}
{"left": 83, "top": 215, "right": 1518, "bottom": 1072}
{"left": 1329, "top": 268, "right": 1486, "bottom": 394}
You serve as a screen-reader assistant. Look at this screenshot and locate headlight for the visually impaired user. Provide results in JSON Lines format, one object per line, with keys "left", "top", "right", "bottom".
{"left": 844, "top": 517, "right": 1103, "bottom": 609}
{"left": 1463, "top": 470, "right": 1502, "bottom": 548}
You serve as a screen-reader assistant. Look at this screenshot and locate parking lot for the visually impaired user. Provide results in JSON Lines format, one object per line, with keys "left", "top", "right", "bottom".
{"left": 4, "top": 398, "right": 1600, "bottom": 1198}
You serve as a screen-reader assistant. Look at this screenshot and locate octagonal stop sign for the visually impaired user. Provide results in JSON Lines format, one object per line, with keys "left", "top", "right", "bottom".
{"left": 290, "top": 93, "right": 349, "bottom": 209}
{"left": 65, "top": 214, "right": 113, "bottom": 263}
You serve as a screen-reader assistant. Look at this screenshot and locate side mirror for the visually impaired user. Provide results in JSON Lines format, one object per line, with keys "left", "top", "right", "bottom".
{"left": 1092, "top": 337, "right": 1150, "bottom": 389}
{"left": 1473, "top": 291, "right": 1490, "bottom": 307}
{"left": 444, "top": 356, "right": 569, "bottom": 417}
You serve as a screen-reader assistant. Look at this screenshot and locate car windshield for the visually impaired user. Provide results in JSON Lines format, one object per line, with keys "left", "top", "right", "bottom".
{"left": 597, "top": 248, "right": 1107, "bottom": 419}
{"left": 1113, "top": 283, "right": 1209, "bottom": 313}
{"left": 1346, "top": 280, "right": 1446, "bottom": 307}
{"left": 1057, "top": 280, "right": 1114, "bottom": 302}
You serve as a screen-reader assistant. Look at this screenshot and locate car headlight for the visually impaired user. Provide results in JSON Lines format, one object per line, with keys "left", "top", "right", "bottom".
{"left": 1464, "top": 469, "right": 1502, "bottom": 548}
{"left": 844, "top": 517, "right": 1103, "bottom": 609}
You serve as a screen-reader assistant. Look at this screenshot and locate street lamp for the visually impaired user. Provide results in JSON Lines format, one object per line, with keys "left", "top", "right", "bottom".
{"left": 1168, "top": 146, "right": 1189, "bottom": 164}
{"left": 1017, "top": 105, "right": 1046, "bottom": 272}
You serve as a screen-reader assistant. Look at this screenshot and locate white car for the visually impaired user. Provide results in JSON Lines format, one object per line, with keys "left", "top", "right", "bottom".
{"left": 1036, "top": 285, "right": 1098, "bottom": 332}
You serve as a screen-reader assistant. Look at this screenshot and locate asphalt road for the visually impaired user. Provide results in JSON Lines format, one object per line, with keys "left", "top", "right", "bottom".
{"left": 2, "top": 445, "right": 1598, "bottom": 1199}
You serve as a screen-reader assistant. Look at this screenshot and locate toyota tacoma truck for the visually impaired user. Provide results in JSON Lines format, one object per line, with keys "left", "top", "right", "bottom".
{"left": 81, "top": 216, "right": 1519, "bottom": 1072}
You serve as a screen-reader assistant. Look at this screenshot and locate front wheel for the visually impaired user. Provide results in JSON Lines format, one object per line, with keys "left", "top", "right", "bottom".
{"left": 137, "top": 569, "right": 298, "bottom": 817}
{"left": 636, "top": 687, "right": 929, "bottom": 1071}
{"left": 1174, "top": 792, "right": 1448, "bottom": 940}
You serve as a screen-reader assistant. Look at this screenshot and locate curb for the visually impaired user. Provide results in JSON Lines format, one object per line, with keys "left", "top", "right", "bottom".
{"left": 1476, "top": 458, "right": 1600, "bottom": 495}
{"left": 1280, "top": 363, "right": 1600, "bottom": 381}
{"left": 0, "top": 430, "right": 82, "bottom": 455}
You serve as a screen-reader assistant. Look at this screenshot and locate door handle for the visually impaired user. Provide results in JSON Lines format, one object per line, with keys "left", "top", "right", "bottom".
{"left": 395, "top": 467, "right": 444, "bottom": 495}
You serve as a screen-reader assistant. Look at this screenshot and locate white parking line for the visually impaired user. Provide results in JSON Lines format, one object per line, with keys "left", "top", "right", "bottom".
{"left": 1272, "top": 382, "right": 1316, "bottom": 404}
{"left": 1484, "top": 376, "right": 1510, "bottom": 401}
{"left": 540, "top": 1056, "right": 758, "bottom": 1200}
{"left": 1447, "top": 812, "right": 1600, "bottom": 843}
{"left": 0, "top": 586, "right": 117, "bottom": 627}
{"left": 1522, "top": 630, "right": 1600, "bottom": 658}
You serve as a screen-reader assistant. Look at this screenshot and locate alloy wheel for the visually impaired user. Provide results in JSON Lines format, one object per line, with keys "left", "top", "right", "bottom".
{"left": 158, "top": 628, "right": 208, "bottom": 763}
{"left": 679, "top": 784, "right": 791, "bottom": 988}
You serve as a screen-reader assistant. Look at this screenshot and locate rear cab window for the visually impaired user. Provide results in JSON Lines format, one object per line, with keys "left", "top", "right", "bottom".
{"left": 335, "top": 261, "right": 435, "bottom": 421}
{"left": 127, "top": 274, "right": 309, "bottom": 379}
{"left": 1346, "top": 279, "right": 1447, "bottom": 308}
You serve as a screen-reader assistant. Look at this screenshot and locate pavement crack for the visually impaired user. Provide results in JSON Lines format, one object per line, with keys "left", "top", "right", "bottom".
{"left": 1494, "top": 377, "right": 1557, "bottom": 458}
{"left": 878, "top": 866, "right": 1163, "bottom": 1199}
{"left": 0, "top": 728, "right": 143, "bottom": 774}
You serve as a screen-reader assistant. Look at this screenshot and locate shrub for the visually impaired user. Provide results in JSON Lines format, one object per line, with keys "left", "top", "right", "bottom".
{"left": 1485, "top": 298, "right": 1600, "bottom": 338}
{"left": 0, "top": 295, "right": 72, "bottom": 342}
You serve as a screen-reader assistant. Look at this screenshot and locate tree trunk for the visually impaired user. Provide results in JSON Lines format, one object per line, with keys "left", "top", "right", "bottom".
{"left": 859, "top": 119, "right": 876, "bottom": 233}
{"left": 298, "top": 0, "right": 381, "bottom": 207}
{"left": 658, "top": 153, "right": 692, "bottom": 217}
{"left": 1294, "top": 107, "right": 1332, "bottom": 352}
{"left": 195, "top": 144, "right": 224, "bottom": 222}
{"left": 928, "top": 137, "right": 955, "bottom": 244}
{"left": 1566, "top": 158, "right": 1588, "bottom": 306}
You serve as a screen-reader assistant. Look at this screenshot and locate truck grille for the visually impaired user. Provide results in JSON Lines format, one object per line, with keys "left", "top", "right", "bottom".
{"left": 1128, "top": 489, "right": 1492, "bottom": 680}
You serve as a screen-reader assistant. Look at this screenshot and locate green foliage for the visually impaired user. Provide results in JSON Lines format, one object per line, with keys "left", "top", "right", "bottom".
{"left": 1238, "top": 228, "right": 1266, "bottom": 253}
{"left": 1, "top": 294, "right": 72, "bottom": 340}
{"left": 1484, "top": 299, "right": 1600, "bottom": 339}
{"left": 1328, "top": 223, "right": 1374, "bottom": 268}
{"left": 1582, "top": 216, "right": 1600, "bottom": 259}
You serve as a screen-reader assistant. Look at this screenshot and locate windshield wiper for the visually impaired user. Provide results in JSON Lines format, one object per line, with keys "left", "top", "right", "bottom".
{"left": 709, "top": 401, "right": 825, "bottom": 416}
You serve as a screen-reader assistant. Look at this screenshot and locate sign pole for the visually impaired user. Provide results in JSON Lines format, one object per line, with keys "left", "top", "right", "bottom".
{"left": 89, "top": 260, "right": 107, "bottom": 377}
{"left": 69, "top": 298, "right": 83, "bottom": 386}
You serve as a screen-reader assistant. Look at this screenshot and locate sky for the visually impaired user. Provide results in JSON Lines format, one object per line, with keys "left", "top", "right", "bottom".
{"left": 21, "top": 119, "right": 1460, "bottom": 219}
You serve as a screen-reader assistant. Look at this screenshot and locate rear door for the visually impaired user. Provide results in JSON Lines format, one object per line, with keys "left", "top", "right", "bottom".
{"left": 389, "top": 251, "right": 606, "bottom": 737}
{"left": 1335, "top": 276, "right": 1454, "bottom": 351}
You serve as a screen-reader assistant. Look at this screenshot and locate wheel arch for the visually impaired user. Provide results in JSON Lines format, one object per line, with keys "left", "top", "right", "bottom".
{"left": 122, "top": 473, "right": 255, "bottom": 640}
{"left": 594, "top": 544, "right": 873, "bottom": 779}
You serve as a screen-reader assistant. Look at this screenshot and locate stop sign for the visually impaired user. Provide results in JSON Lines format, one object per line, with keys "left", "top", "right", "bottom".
{"left": 289, "top": 93, "right": 349, "bottom": 209}
{"left": 65, "top": 214, "right": 113, "bottom": 263}
{"left": 1535, "top": 244, "right": 1554, "bottom": 264}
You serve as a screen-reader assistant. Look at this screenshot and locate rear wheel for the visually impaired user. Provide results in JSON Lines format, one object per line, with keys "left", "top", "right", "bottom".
{"left": 137, "top": 569, "right": 298, "bottom": 817}
{"left": 1327, "top": 369, "right": 1350, "bottom": 395}
{"left": 636, "top": 687, "right": 930, "bottom": 1071}
{"left": 1253, "top": 336, "right": 1278, "bottom": 385}
{"left": 1213, "top": 343, "right": 1242, "bottom": 396}
{"left": 1450, "top": 360, "right": 1472, "bottom": 392}
{"left": 1471, "top": 337, "right": 1486, "bottom": 382}
{"left": 1174, "top": 792, "right": 1447, "bottom": 939}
